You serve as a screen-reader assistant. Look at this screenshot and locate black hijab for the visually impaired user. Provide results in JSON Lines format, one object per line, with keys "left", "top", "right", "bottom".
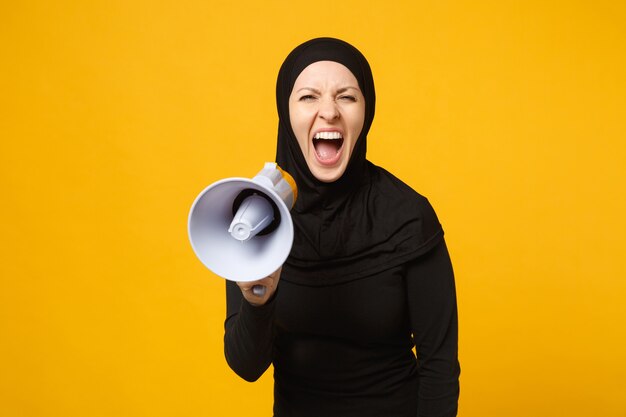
{"left": 276, "top": 37, "right": 443, "bottom": 286}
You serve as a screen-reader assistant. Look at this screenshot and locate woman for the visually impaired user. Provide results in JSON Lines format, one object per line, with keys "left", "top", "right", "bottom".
{"left": 224, "top": 37, "right": 460, "bottom": 417}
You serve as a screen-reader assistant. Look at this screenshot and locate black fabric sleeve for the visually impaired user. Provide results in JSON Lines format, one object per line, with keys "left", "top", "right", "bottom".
{"left": 223, "top": 280, "right": 276, "bottom": 382}
{"left": 406, "top": 239, "right": 460, "bottom": 417}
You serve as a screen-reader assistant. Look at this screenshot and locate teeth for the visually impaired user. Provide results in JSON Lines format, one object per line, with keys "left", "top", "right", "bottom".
{"left": 314, "top": 131, "right": 343, "bottom": 140}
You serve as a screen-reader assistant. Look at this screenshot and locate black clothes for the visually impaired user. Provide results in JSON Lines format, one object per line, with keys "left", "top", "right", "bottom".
{"left": 223, "top": 37, "right": 460, "bottom": 416}
{"left": 225, "top": 237, "right": 460, "bottom": 417}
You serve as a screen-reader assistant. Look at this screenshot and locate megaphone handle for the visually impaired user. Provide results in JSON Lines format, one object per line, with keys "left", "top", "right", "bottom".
{"left": 251, "top": 285, "right": 266, "bottom": 297}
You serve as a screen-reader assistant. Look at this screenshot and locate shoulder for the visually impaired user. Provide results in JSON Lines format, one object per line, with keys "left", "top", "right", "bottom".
{"left": 367, "top": 162, "right": 442, "bottom": 240}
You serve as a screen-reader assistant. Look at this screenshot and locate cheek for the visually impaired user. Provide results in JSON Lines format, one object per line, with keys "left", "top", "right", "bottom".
{"left": 348, "top": 106, "right": 366, "bottom": 142}
{"left": 295, "top": 130, "right": 308, "bottom": 154}
{"left": 289, "top": 108, "right": 310, "bottom": 153}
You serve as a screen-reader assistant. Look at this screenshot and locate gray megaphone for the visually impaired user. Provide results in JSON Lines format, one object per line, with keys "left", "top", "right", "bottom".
{"left": 188, "top": 163, "right": 297, "bottom": 286}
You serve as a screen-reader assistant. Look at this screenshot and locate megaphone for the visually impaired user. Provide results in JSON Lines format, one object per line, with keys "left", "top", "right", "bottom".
{"left": 188, "top": 162, "right": 297, "bottom": 283}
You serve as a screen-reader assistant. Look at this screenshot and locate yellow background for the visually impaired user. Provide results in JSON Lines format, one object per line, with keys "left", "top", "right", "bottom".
{"left": 1, "top": 1, "right": 625, "bottom": 416}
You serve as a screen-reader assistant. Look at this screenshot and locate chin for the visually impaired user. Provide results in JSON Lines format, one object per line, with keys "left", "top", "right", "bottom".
{"left": 309, "top": 163, "right": 348, "bottom": 183}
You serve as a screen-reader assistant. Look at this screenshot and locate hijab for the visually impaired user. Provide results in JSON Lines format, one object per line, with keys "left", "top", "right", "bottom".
{"left": 276, "top": 37, "right": 443, "bottom": 286}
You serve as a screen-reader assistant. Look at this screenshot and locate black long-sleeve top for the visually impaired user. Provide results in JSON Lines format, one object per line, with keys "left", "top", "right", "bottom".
{"left": 224, "top": 239, "right": 460, "bottom": 417}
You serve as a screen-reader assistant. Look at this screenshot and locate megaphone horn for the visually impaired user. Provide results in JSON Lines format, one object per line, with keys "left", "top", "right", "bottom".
{"left": 188, "top": 162, "right": 297, "bottom": 282}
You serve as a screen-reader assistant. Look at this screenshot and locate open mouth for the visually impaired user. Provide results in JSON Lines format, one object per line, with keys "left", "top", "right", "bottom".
{"left": 313, "top": 131, "right": 344, "bottom": 161}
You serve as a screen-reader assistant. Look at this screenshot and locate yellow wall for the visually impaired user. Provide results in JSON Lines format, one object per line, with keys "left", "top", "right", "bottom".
{"left": 1, "top": 1, "right": 625, "bottom": 416}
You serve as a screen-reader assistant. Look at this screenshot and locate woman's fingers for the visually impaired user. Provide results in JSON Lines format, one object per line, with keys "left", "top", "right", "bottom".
{"left": 236, "top": 267, "right": 282, "bottom": 306}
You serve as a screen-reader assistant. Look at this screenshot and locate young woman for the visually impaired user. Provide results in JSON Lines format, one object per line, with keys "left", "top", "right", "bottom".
{"left": 224, "top": 37, "right": 460, "bottom": 417}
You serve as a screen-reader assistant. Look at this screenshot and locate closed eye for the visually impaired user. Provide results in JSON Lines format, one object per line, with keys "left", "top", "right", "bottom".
{"left": 338, "top": 95, "right": 357, "bottom": 102}
{"left": 299, "top": 95, "right": 317, "bottom": 102}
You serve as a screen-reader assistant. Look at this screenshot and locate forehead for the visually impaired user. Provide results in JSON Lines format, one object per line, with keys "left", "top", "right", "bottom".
{"left": 292, "top": 60, "right": 359, "bottom": 89}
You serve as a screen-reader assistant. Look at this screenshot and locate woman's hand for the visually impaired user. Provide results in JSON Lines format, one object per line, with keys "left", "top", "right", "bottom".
{"left": 236, "top": 267, "right": 282, "bottom": 307}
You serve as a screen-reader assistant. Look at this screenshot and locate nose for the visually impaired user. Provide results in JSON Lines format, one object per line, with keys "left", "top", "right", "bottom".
{"left": 318, "top": 98, "right": 340, "bottom": 121}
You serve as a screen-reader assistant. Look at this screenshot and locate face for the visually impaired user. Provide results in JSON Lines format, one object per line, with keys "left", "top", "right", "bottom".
{"left": 289, "top": 61, "right": 366, "bottom": 183}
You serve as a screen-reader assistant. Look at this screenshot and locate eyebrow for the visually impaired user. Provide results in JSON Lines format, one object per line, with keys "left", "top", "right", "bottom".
{"left": 295, "top": 86, "right": 361, "bottom": 94}
{"left": 337, "top": 87, "right": 360, "bottom": 94}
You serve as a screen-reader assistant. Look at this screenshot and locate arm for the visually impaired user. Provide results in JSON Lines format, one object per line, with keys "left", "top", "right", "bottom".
{"left": 406, "top": 239, "right": 460, "bottom": 417}
{"left": 224, "top": 279, "right": 277, "bottom": 382}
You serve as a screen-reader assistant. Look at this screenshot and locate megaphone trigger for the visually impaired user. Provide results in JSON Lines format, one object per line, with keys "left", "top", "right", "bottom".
{"left": 251, "top": 285, "right": 267, "bottom": 297}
